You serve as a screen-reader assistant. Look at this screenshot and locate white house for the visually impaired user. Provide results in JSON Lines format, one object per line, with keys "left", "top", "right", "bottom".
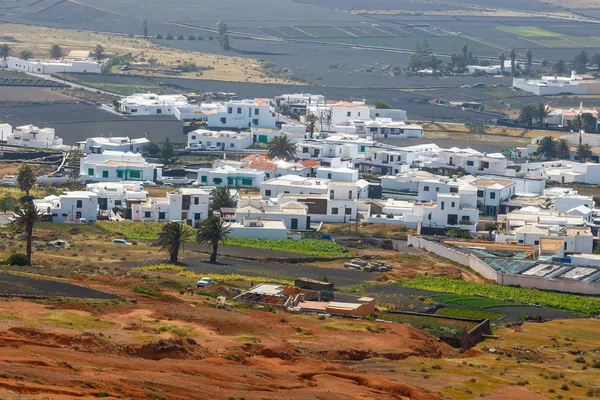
{"left": 315, "top": 166, "right": 358, "bottom": 182}
{"left": 275, "top": 93, "right": 325, "bottom": 114}
{"left": 131, "top": 188, "right": 210, "bottom": 226}
{"left": 513, "top": 71, "right": 600, "bottom": 96}
{"left": 0, "top": 123, "right": 11, "bottom": 142}
{"left": 261, "top": 175, "right": 330, "bottom": 198}
{"left": 7, "top": 55, "right": 107, "bottom": 74}
{"left": 187, "top": 129, "right": 253, "bottom": 151}
{"left": 203, "top": 99, "right": 279, "bottom": 129}
{"left": 34, "top": 191, "right": 99, "bottom": 222}
{"left": 357, "top": 143, "right": 441, "bottom": 174}
{"left": 80, "top": 151, "right": 162, "bottom": 183}
{"left": 471, "top": 178, "right": 517, "bottom": 216}
{"left": 507, "top": 224, "right": 594, "bottom": 254}
{"left": 197, "top": 165, "right": 264, "bottom": 188}
{"left": 295, "top": 134, "right": 373, "bottom": 164}
{"left": 228, "top": 217, "right": 292, "bottom": 240}
{"left": 5, "top": 125, "right": 68, "bottom": 150}
{"left": 118, "top": 93, "right": 190, "bottom": 115}
{"left": 362, "top": 119, "right": 423, "bottom": 138}
{"left": 86, "top": 182, "right": 148, "bottom": 212}
{"left": 231, "top": 199, "right": 310, "bottom": 231}
{"left": 77, "top": 136, "right": 150, "bottom": 154}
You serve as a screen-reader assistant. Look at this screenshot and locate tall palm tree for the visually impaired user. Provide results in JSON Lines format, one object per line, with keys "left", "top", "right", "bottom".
{"left": 156, "top": 222, "right": 195, "bottom": 263}
{"left": 305, "top": 112, "right": 318, "bottom": 138}
{"left": 537, "top": 136, "right": 557, "bottom": 160}
{"left": 17, "top": 164, "right": 36, "bottom": 198}
{"left": 525, "top": 49, "right": 533, "bottom": 75}
{"left": 535, "top": 103, "right": 551, "bottom": 128}
{"left": 576, "top": 144, "right": 593, "bottom": 163}
{"left": 210, "top": 186, "right": 237, "bottom": 212}
{"left": 141, "top": 20, "right": 149, "bottom": 38}
{"left": 196, "top": 215, "right": 231, "bottom": 263}
{"left": 519, "top": 104, "right": 536, "bottom": 127}
{"left": 267, "top": 135, "right": 296, "bottom": 161}
{"left": 509, "top": 49, "right": 517, "bottom": 76}
{"left": 9, "top": 203, "right": 42, "bottom": 266}
{"left": 555, "top": 139, "right": 570, "bottom": 160}
{"left": 499, "top": 52, "right": 506, "bottom": 74}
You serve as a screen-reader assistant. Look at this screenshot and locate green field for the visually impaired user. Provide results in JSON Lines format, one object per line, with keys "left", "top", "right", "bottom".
{"left": 496, "top": 26, "right": 559, "bottom": 37}
{"left": 294, "top": 26, "right": 355, "bottom": 38}
{"left": 431, "top": 294, "right": 520, "bottom": 309}
{"left": 382, "top": 312, "right": 475, "bottom": 338}
{"left": 537, "top": 36, "right": 600, "bottom": 48}
{"left": 226, "top": 237, "right": 352, "bottom": 258}
{"left": 95, "top": 221, "right": 165, "bottom": 240}
{"left": 436, "top": 307, "right": 503, "bottom": 320}
{"left": 400, "top": 276, "right": 600, "bottom": 315}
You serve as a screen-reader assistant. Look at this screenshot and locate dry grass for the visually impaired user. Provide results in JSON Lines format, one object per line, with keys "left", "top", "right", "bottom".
{"left": 352, "top": 9, "right": 574, "bottom": 18}
{"left": 0, "top": 23, "right": 295, "bottom": 84}
{"left": 422, "top": 122, "right": 566, "bottom": 140}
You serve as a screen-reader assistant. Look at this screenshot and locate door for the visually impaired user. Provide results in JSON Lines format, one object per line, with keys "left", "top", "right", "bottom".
{"left": 291, "top": 218, "right": 298, "bottom": 230}
{"left": 98, "top": 198, "right": 108, "bottom": 210}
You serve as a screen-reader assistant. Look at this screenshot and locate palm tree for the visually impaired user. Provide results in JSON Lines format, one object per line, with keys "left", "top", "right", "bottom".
{"left": 509, "top": 49, "right": 517, "bottom": 76}
{"left": 555, "top": 139, "right": 570, "bottom": 160}
{"left": 141, "top": 20, "right": 149, "bottom": 38}
{"left": 267, "top": 135, "right": 296, "bottom": 161}
{"left": 17, "top": 164, "right": 36, "bottom": 198}
{"left": 499, "top": 52, "right": 506, "bottom": 74}
{"left": 535, "top": 103, "right": 551, "bottom": 128}
{"left": 537, "top": 136, "right": 557, "bottom": 160}
{"left": 572, "top": 114, "right": 583, "bottom": 134}
{"left": 196, "top": 215, "right": 231, "bottom": 263}
{"left": 156, "top": 222, "right": 195, "bottom": 263}
{"left": 9, "top": 203, "right": 42, "bottom": 266}
{"left": 519, "top": 104, "right": 536, "bottom": 127}
{"left": 576, "top": 144, "right": 593, "bottom": 163}
{"left": 305, "top": 111, "right": 318, "bottom": 138}
{"left": 210, "top": 186, "right": 237, "bottom": 212}
{"left": 525, "top": 49, "right": 533, "bottom": 75}
{"left": 19, "top": 50, "right": 32, "bottom": 60}
{"left": 0, "top": 44, "right": 10, "bottom": 61}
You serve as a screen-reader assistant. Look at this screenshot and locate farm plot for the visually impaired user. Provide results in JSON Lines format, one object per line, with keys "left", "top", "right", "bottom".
{"left": 294, "top": 26, "right": 357, "bottom": 38}
{"left": 430, "top": 294, "right": 520, "bottom": 309}
{"left": 496, "top": 26, "right": 559, "bottom": 37}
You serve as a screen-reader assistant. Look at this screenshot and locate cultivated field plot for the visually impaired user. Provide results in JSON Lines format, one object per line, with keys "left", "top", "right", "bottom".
{"left": 0, "top": 272, "right": 119, "bottom": 299}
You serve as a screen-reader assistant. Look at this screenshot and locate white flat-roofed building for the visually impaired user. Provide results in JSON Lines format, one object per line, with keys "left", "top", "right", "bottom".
{"left": 505, "top": 207, "right": 587, "bottom": 230}
{"left": 506, "top": 224, "right": 594, "bottom": 254}
{"left": 34, "top": 191, "right": 98, "bottom": 223}
{"left": 0, "top": 123, "right": 11, "bottom": 142}
{"left": 316, "top": 166, "right": 358, "bottom": 182}
{"left": 80, "top": 151, "right": 162, "bottom": 183}
{"left": 296, "top": 134, "right": 373, "bottom": 163}
{"left": 261, "top": 175, "right": 330, "bottom": 198}
{"left": 131, "top": 188, "right": 210, "bottom": 226}
{"left": 228, "top": 217, "right": 292, "bottom": 240}
{"left": 363, "top": 119, "right": 423, "bottom": 138}
{"left": 118, "top": 93, "right": 190, "bottom": 115}
{"left": 306, "top": 101, "right": 372, "bottom": 127}
{"left": 77, "top": 136, "right": 150, "bottom": 154}
{"left": 472, "top": 178, "right": 517, "bottom": 216}
{"left": 204, "top": 98, "right": 278, "bottom": 129}
{"left": 513, "top": 71, "right": 600, "bottom": 96}
{"left": 86, "top": 182, "right": 148, "bottom": 211}
{"left": 5, "top": 124, "right": 67, "bottom": 150}
{"left": 187, "top": 129, "right": 252, "bottom": 151}
{"left": 231, "top": 198, "right": 310, "bottom": 231}
{"left": 381, "top": 170, "right": 438, "bottom": 193}
{"left": 7, "top": 56, "right": 107, "bottom": 74}
{"left": 197, "top": 165, "right": 264, "bottom": 188}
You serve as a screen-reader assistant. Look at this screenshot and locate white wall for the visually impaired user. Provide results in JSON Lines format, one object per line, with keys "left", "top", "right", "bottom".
{"left": 7, "top": 56, "right": 106, "bottom": 74}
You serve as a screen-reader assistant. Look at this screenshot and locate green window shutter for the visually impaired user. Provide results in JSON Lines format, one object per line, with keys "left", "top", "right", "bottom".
{"left": 117, "top": 170, "right": 124, "bottom": 178}
{"left": 360, "top": 146, "right": 366, "bottom": 152}
{"left": 201, "top": 176, "right": 207, "bottom": 183}
{"left": 259, "top": 135, "right": 268, "bottom": 143}
{"left": 102, "top": 171, "right": 109, "bottom": 178}
{"left": 227, "top": 177, "right": 234, "bottom": 185}
{"left": 241, "top": 178, "right": 252, "bottom": 186}
{"left": 129, "top": 170, "right": 141, "bottom": 179}
{"left": 88, "top": 168, "right": 94, "bottom": 176}
{"left": 213, "top": 178, "right": 222, "bottom": 185}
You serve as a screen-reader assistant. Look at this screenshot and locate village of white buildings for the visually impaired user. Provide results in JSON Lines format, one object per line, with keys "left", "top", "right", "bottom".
{"left": 3, "top": 86, "right": 600, "bottom": 295}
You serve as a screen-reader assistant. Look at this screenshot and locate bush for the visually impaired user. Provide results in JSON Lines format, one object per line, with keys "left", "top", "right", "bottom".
{"left": 386, "top": 213, "right": 394, "bottom": 219}
{"left": 3, "top": 253, "right": 28, "bottom": 266}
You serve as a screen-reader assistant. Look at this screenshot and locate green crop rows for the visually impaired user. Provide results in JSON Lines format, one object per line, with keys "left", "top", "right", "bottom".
{"left": 400, "top": 276, "right": 600, "bottom": 315}
{"left": 431, "top": 294, "right": 520, "bottom": 309}
{"left": 95, "top": 221, "right": 165, "bottom": 240}
{"left": 436, "top": 307, "right": 503, "bottom": 320}
{"left": 226, "top": 238, "right": 353, "bottom": 258}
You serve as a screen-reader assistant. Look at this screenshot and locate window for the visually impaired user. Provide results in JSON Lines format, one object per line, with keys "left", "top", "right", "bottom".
{"left": 76, "top": 200, "right": 83, "bottom": 208}
{"left": 131, "top": 109, "right": 138, "bottom": 113}
{"left": 423, "top": 186, "right": 430, "bottom": 192}
{"left": 490, "top": 192, "right": 496, "bottom": 199}
{"left": 227, "top": 177, "right": 234, "bottom": 185}
{"left": 253, "top": 119, "right": 259, "bottom": 125}
{"left": 329, "top": 190, "right": 334, "bottom": 200}
{"left": 241, "top": 178, "right": 252, "bottom": 186}
{"left": 191, "top": 135, "right": 196, "bottom": 140}
{"left": 327, "top": 173, "right": 332, "bottom": 179}
{"left": 237, "top": 107, "right": 242, "bottom": 114}
{"left": 228, "top": 107, "right": 232, "bottom": 114}
{"left": 220, "top": 117, "right": 227, "bottom": 124}
{"left": 156, "top": 109, "right": 162, "bottom": 114}
{"left": 230, "top": 143, "right": 234, "bottom": 148}
{"left": 158, "top": 212, "right": 166, "bottom": 220}
{"left": 441, "top": 202, "right": 445, "bottom": 210}
{"left": 435, "top": 187, "right": 440, "bottom": 192}
{"left": 254, "top": 108, "right": 259, "bottom": 115}
{"left": 76, "top": 212, "right": 82, "bottom": 219}
{"left": 331, "top": 207, "right": 338, "bottom": 214}
{"left": 88, "top": 168, "right": 94, "bottom": 176}
{"left": 200, "top": 176, "right": 207, "bottom": 183}
{"left": 534, "top": 240, "right": 540, "bottom": 245}
{"left": 477, "top": 190, "right": 484, "bottom": 197}
{"left": 451, "top": 202, "right": 455, "bottom": 208}
{"left": 346, "top": 111, "right": 351, "bottom": 117}
{"left": 114, "top": 200, "right": 122, "bottom": 206}
{"left": 265, "top": 189, "right": 271, "bottom": 196}
{"left": 129, "top": 170, "right": 141, "bottom": 179}
{"left": 117, "top": 170, "right": 124, "bottom": 179}
{"left": 358, "top": 112, "right": 361, "bottom": 117}
{"left": 102, "top": 171, "right": 108, "bottom": 179}
{"left": 345, "top": 208, "right": 352, "bottom": 215}
{"left": 466, "top": 161, "right": 474, "bottom": 166}
{"left": 144, "top": 211, "right": 152, "bottom": 218}
{"left": 390, "top": 156, "right": 394, "bottom": 162}
{"left": 302, "top": 147, "right": 309, "bottom": 153}
{"left": 194, "top": 213, "right": 201, "bottom": 220}
{"left": 213, "top": 178, "right": 222, "bottom": 185}
{"left": 348, "top": 190, "right": 353, "bottom": 199}
{"left": 194, "top": 197, "right": 199, "bottom": 205}
{"left": 450, "top": 187, "right": 458, "bottom": 193}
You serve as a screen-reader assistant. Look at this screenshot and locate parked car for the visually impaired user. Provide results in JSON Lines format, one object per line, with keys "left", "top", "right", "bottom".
{"left": 196, "top": 277, "right": 215, "bottom": 288}
{"left": 206, "top": 146, "right": 219, "bottom": 151}
{"left": 163, "top": 183, "right": 174, "bottom": 188}
{"left": 111, "top": 239, "right": 131, "bottom": 245}
{"left": 143, "top": 180, "right": 157, "bottom": 186}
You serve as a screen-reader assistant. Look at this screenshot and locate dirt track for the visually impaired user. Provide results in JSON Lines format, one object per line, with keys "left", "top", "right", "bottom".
{"left": 0, "top": 272, "right": 120, "bottom": 299}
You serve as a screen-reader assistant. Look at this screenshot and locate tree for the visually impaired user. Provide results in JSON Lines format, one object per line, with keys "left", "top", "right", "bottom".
{"left": 155, "top": 33, "right": 163, "bottom": 40}
{"left": 9, "top": 203, "right": 42, "bottom": 266}
{"left": 0, "top": 44, "right": 10, "bottom": 60}
{"left": 50, "top": 44, "right": 64, "bottom": 59}
{"left": 19, "top": 50, "right": 32, "bottom": 60}
{"left": 592, "top": 53, "right": 600, "bottom": 72}
{"left": 196, "top": 215, "right": 231, "bottom": 263}
{"left": 484, "top": 223, "right": 498, "bottom": 241}
{"left": 156, "top": 222, "right": 195, "bottom": 263}
{"left": 519, "top": 104, "right": 536, "bottom": 127}
{"left": 374, "top": 100, "right": 392, "bottom": 109}
{"left": 91, "top": 44, "right": 105, "bottom": 61}
{"left": 537, "top": 136, "right": 557, "bottom": 160}
{"left": 166, "top": 33, "right": 174, "bottom": 40}
{"left": 143, "top": 142, "right": 161, "bottom": 156}
{"left": 525, "top": 49, "right": 533, "bottom": 75}
{"left": 540, "top": 197, "right": 554, "bottom": 210}
{"left": 17, "top": 164, "right": 36, "bottom": 197}
{"left": 160, "top": 138, "right": 175, "bottom": 164}
{"left": 177, "top": 34, "right": 184, "bottom": 40}
{"left": 267, "top": 135, "right": 296, "bottom": 161}
{"left": 572, "top": 114, "right": 583, "bottom": 134}
{"left": 188, "top": 35, "right": 197, "bottom": 41}
{"left": 535, "top": 103, "right": 551, "bottom": 128}
{"left": 462, "top": 43, "right": 468, "bottom": 62}
{"left": 576, "top": 144, "right": 593, "bottom": 163}
{"left": 318, "top": 108, "right": 333, "bottom": 131}
{"left": 555, "top": 139, "right": 570, "bottom": 159}
{"left": 141, "top": 20, "right": 148, "bottom": 38}
{"left": 573, "top": 50, "right": 589, "bottom": 74}
{"left": 509, "top": 49, "right": 517, "bottom": 76}
{"left": 581, "top": 112, "right": 597, "bottom": 132}
{"left": 305, "top": 111, "right": 318, "bottom": 139}
{"left": 552, "top": 59, "right": 566, "bottom": 75}
{"left": 0, "top": 194, "right": 16, "bottom": 214}
{"left": 220, "top": 34, "right": 230, "bottom": 51}
{"left": 217, "top": 20, "right": 228, "bottom": 37}
{"left": 210, "top": 186, "right": 237, "bottom": 211}
{"left": 499, "top": 52, "right": 506, "bottom": 74}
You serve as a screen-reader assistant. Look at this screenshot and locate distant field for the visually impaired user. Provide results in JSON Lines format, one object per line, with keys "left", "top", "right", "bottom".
{"left": 294, "top": 26, "right": 356, "bottom": 38}
{"left": 496, "top": 26, "right": 558, "bottom": 37}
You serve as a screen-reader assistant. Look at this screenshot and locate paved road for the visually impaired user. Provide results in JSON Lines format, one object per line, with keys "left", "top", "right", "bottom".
{"left": 0, "top": 272, "right": 120, "bottom": 299}
{"left": 25, "top": 72, "right": 121, "bottom": 96}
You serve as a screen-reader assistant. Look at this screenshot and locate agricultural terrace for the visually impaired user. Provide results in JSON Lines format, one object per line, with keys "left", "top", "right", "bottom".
{"left": 0, "top": 23, "right": 294, "bottom": 84}
{"left": 401, "top": 276, "right": 600, "bottom": 315}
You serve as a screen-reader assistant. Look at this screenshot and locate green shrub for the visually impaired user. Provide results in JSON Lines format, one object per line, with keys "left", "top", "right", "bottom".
{"left": 3, "top": 253, "right": 28, "bottom": 266}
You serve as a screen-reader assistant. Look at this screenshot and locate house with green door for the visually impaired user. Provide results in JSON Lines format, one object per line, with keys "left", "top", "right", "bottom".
{"left": 80, "top": 151, "right": 163, "bottom": 183}
{"left": 197, "top": 165, "right": 264, "bottom": 188}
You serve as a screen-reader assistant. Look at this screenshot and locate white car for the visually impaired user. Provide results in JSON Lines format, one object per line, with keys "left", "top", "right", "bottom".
{"left": 196, "top": 277, "right": 214, "bottom": 288}
{"left": 206, "top": 146, "right": 219, "bottom": 151}
{"left": 143, "top": 180, "right": 157, "bottom": 186}
{"left": 111, "top": 239, "right": 131, "bottom": 245}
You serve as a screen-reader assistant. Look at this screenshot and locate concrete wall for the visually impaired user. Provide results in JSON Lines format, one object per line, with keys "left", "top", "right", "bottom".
{"left": 407, "top": 235, "right": 471, "bottom": 266}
